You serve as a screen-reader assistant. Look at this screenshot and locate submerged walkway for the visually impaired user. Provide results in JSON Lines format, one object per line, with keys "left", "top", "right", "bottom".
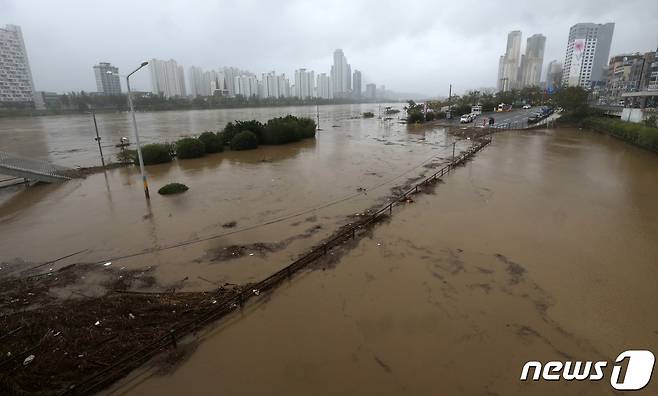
{"left": 0, "top": 151, "right": 73, "bottom": 183}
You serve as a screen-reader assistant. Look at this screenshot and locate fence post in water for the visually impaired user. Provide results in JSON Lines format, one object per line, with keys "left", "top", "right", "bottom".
{"left": 389, "top": 203, "right": 392, "bottom": 214}
{"left": 352, "top": 228, "right": 355, "bottom": 239}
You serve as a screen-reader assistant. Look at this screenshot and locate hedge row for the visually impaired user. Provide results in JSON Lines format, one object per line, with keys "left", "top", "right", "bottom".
{"left": 117, "top": 115, "right": 316, "bottom": 165}
{"left": 582, "top": 116, "right": 658, "bottom": 152}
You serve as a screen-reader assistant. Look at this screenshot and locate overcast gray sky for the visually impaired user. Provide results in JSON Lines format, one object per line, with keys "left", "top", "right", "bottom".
{"left": 3, "top": 0, "right": 657, "bottom": 96}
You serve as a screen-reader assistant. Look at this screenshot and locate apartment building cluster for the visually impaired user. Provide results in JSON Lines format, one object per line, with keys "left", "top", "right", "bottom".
{"left": 597, "top": 48, "right": 657, "bottom": 103}
{"left": 151, "top": 49, "right": 375, "bottom": 100}
{"left": 497, "top": 31, "right": 546, "bottom": 91}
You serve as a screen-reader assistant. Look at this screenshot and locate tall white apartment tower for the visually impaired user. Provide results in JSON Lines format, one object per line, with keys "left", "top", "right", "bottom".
{"left": 149, "top": 58, "right": 186, "bottom": 98}
{"left": 0, "top": 24, "right": 36, "bottom": 104}
{"left": 562, "top": 22, "right": 615, "bottom": 87}
{"left": 497, "top": 31, "right": 522, "bottom": 91}
{"left": 519, "top": 34, "right": 546, "bottom": 87}
{"left": 331, "top": 49, "right": 351, "bottom": 97}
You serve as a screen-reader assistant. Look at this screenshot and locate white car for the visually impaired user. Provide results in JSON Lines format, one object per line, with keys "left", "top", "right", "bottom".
{"left": 460, "top": 114, "right": 473, "bottom": 123}
{"left": 522, "top": 104, "right": 531, "bottom": 109}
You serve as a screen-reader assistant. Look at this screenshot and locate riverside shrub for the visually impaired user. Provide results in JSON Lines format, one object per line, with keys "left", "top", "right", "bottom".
{"left": 140, "top": 143, "right": 173, "bottom": 165}
{"left": 158, "top": 182, "right": 189, "bottom": 195}
{"left": 260, "top": 115, "right": 316, "bottom": 144}
{"left": 199, "top": 131, "right": 223, "bottom": 153}
{"left": 583, "top": 116, "right": 658, "bottom": 152}
{"left": 230, "top": 130, "right": 259, "bottom": 150}
{"left": 224, "top": 120, "right": 265, "bottom": 143}
{"left": 176, "top": 137, "right": 206, "bottom": 159}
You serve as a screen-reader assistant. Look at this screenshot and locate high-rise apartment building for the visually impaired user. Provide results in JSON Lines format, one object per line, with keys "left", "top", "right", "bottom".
{"left": 331, "top": 49, "right": 351, "bottom": 97}
{"left": 294, "top": 68, "right": 315, "bottom": 99}
{"left": 0, "top": 24, "right": 35, "bottom": 104}
{"left": 93, "top": 62, "right": 121, "bottom": 95}
{"left": 189, "top": 66, "right": 226, "bottom": 97}
{"left": 497, "top": 31, "right": 522, "bottom": 91}
{"left": 562, "top": 22, "right": 614, "bottom": 87}
{"left": 316, "top": 73, "right": 333, "bottom": 99}
{"left": 259, "top": 71, "right": 290, "bottom": 98}
{"left": 234, "top": 74, "right": 259, "bottom": 97}
{"left": 352, "top": 70, "right": 362, "bottom": 98}
{"left": 149, "top": 58, "right": 186, "bottom": 98}
{"left": 365, "top": 83, "right": 376, "bottom": 99}
{"left": 519, "top": 34, "right": 546, "bottom": 87}
{"left": 545, "top": 61, "right": 563, "bottom": 91}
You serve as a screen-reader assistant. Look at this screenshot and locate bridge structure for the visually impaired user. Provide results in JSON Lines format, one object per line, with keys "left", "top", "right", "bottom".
{"left": 0, "top": 151, "right": 74, "bottom": 184}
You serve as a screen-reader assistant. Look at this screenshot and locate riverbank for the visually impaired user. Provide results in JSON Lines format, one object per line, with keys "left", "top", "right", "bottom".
{"left": 559, "top": 114, "right": 658, "bottom": 153}
{"left": 580, "top": 116, "right": 658, "bottom": 153}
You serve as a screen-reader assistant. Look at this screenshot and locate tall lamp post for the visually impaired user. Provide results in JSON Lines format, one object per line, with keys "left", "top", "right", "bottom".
{"left": 124, "top": 61, "right": 150, "bottom": 199}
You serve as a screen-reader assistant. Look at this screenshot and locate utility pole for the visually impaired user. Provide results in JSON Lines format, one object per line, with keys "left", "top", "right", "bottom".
{"left": 316, "top": 100, "right": 321, "bottom": 130}
{"left": 452, "top": 141, "right": 456, "bottom": 162}
{"left": 448, "top": 84, "right": 452, "bottom": 119}
{"left": 91, "top": 107, "right": 105, "bottom": 167}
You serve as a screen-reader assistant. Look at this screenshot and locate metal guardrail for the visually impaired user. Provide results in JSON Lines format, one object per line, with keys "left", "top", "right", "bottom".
{"left": 56, "top": 138, "right": 492, "bottom": 395}
{"left": 0, "top": 151, "right": 72, "bottom": 183}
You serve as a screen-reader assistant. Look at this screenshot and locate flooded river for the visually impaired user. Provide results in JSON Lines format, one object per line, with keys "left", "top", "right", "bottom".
{"left": 107, "top": 128, "right": 658, "bottom": 395}
{"left": 0, "top": 104, "right": 401, "bottom": 167}
{"left": 0, "top": 104, "right": 469, "bottom": 290}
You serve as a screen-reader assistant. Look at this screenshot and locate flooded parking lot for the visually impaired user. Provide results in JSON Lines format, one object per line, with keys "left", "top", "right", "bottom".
{"left": 108, "top": 128, "right": 658, "bottom": 395}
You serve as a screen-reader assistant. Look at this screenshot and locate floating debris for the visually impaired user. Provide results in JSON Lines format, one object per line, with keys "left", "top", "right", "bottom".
{"left": 23, "top": 355, "right": 34, "bottom": 366}
{"left": 252, "top": 289, "right": 260, "bottom": 296}
{"left": 103, "top": 262, "right": 112, "bottom": 267}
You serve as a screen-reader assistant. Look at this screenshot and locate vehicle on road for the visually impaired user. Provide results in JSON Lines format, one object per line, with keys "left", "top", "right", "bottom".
{"left": 471, "top": 105, "right": 482, "bottom": 116}
{"left": 497, "top": 103, "right": 512, "bottom": 112}
{"left": 522, "top": 104, "right": 531, "bottom": 109}
{"left": 460, "top": 114, "right": 475, "bottom": 123}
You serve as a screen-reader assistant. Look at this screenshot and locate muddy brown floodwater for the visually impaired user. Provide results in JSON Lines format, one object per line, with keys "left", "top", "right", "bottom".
{"left": 1, "top": 103, "right": 468, "bottom": 292}
{"left": 105, "top": 128, "right": 658, "bottom": 396}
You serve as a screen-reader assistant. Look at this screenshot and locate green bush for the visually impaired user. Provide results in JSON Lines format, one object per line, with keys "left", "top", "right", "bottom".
{"left": 363, "top": 112, "right": 375, "bottom": 118}
{"left": 582, "top": 116, "right": 658, "bottom": 152}
{"left": 425, "top": 111, "right": 436, "bottom": 121}
{"left": 158, "top": 182, "right": 189, "bottom": 195}
{"left": 406, "top": 110, "right": 424, "bottom": 123}
{"left": 199, "top": 131, "right": 223, "bottom": 153}
{"left": 260, "top": 115, "right": 315, "bottom": 144}
{"left": 176, "top": 137, "right": 206, "bottom": 159}
{"left": 230, "top": 130, "right": 259, "bottom": 150}
{"left": 140, "top": 143, "right": 173, "bottom": 165}
{"left": 224, "top": 120, "right": 265, "bottom": 142}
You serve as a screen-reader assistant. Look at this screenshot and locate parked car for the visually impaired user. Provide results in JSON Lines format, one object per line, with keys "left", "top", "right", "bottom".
{"left": 528, "top": 112, "right": 544, "bottom": 124}
{"left": 522, "top": 104, "right": 531, "bottom": 109}
{"left": 460, "top": 114, "right": 473, "bottom": 123}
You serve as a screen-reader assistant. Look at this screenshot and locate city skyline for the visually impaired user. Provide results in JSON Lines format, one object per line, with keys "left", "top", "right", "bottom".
{"left": 2, "top": 0, "right": 656, "bottom": 97}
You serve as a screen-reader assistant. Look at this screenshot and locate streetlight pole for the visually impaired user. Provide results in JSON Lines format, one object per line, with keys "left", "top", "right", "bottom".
{"left": 91, "top": 107, "right": 105, "bottom": 167}
{"left": 125, "top": 61, "right": 150, "bottom": 200}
